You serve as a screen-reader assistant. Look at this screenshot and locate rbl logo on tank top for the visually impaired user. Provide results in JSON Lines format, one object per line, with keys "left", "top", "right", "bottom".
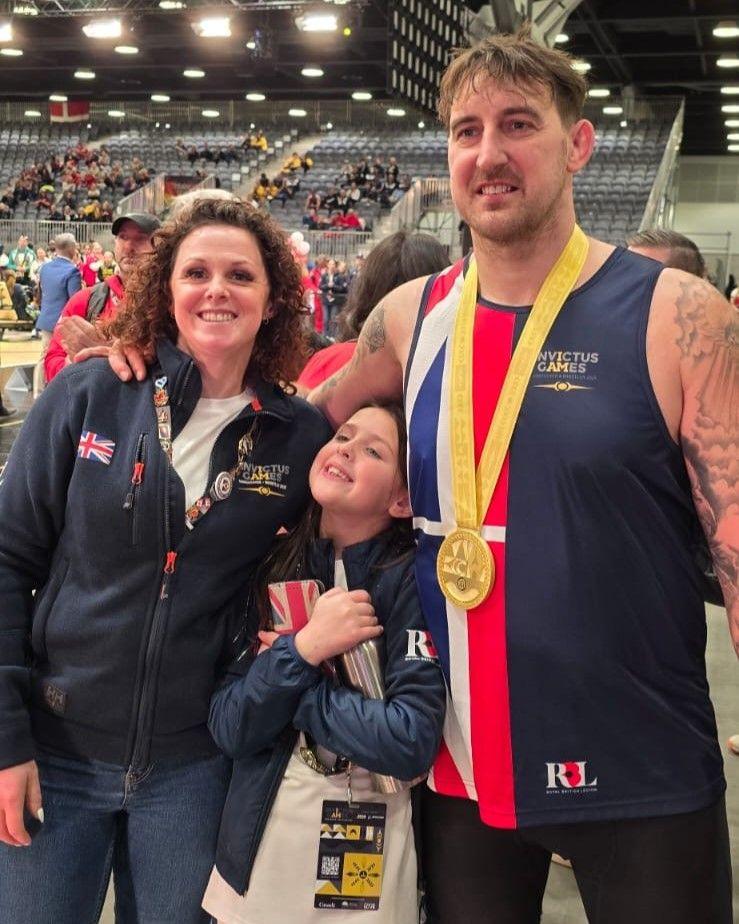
{"left": 545, "top": 761, "right": 598, "bottom": 793}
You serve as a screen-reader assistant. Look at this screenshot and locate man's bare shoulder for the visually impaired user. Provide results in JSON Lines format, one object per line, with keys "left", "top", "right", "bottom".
{"left": 651, "top": 268, "right": 736, "bottom": 367}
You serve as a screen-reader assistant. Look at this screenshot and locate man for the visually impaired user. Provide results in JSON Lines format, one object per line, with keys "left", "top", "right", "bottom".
{"left": 309, "top": 29, "right": 736, "bottom": 923}
{"left": 34, "top": 234, "right": 81, "bottom": 397}
{"left": 627, "top": 227, "right": 706, "bottom": 277}
{"left": 7, "top": 235, "right": 35, "bottom": 285}
{"left": 44, "top": 213, "right": 159, "bottom": 382}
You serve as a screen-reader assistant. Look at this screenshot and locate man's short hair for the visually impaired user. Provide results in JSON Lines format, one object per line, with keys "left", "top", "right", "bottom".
{"left": 626, "top": 228, "right": 706, "bottom": 278}
{"left": 438, "top": 24, "right": 588, "bottom": 129}
{"left": 53, "top": 233, "right": 77, "bottom": 257}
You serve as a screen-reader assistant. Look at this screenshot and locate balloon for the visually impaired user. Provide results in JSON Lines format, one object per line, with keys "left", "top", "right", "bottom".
{"left": 296, "top": 240, "right": 311, "bottom": 256}
{"left": 289, "top": 231, "right": 304, "bottom": 244}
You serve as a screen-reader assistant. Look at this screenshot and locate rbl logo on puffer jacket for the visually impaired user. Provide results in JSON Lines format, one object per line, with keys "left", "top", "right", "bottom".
{"left": 405, "top": 629, "right": 439, "bottom": 662}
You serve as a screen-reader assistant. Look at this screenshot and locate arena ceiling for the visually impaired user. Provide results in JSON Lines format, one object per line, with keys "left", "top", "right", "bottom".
{"left": 0, "top": 0, "right": 737, "bottom": 156}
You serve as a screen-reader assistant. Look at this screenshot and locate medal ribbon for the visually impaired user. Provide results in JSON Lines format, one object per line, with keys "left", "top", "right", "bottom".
{"left": 152, "top": 369, "right": 258, "bottom": 528}
{"left": 449, "top": 225, "right": 589, "bottom": 533}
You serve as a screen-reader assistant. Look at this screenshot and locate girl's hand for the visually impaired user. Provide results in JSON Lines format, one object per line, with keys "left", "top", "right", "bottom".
{"left": 257, "top": 630, "right": 279, "bottom": 654}
{"left": 295, "top": 587, "right": 381, "bottom": 667}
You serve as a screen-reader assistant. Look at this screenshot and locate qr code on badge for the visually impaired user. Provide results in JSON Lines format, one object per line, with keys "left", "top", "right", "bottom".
{"left": 320, "top": 855, "right": 341, "bottom": 878}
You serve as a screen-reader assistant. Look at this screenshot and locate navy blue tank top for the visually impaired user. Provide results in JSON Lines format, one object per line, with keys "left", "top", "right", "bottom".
{"left": 405, "top": 247, "right": 724, "bottom": 827}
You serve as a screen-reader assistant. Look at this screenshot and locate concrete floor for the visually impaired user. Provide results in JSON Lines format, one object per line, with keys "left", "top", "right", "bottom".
{"left": 1, "top": 384, "right": 736, "bottom": 923}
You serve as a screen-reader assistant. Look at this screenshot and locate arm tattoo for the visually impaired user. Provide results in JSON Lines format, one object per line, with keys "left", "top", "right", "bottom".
{"left": 360, "top": 302, "right": 386, "bottom": 354}
{"left": 676, "top": 279, "right": 739, "bottom": 631}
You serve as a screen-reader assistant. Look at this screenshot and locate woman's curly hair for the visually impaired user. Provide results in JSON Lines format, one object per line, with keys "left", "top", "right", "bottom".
{"left": 107, "top": 198, "right": 308, "bottom": 386}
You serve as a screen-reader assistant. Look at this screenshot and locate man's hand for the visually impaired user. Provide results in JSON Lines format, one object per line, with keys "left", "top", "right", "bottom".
{"left": 0, "top": 760, "right": 42, "bottom": 847}
{"left": 295, "top": 587, "right": 381, "bottom": 666}
{"left": 56, "top": 315, "right": 105, "bottom": 357}
{"left": 73, "top": 340, "right": 149, "bottom": 382}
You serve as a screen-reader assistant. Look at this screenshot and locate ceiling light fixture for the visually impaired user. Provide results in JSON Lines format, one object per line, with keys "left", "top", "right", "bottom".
{"left": 159, "top": 0, "right": 185, "bottom": 7}
{"left": 49, "top": 93, "right": 67, "bottom": 101}
{"left": 713, "top": 21, "right": 739, "bottom": 38}
{"left": 192, "top": 16, "right": 230, "bottom": 38}
{"left": 0, "top": 47, "right": 22, "bottom": 56}
{"left": 602, "top": 105, "right": 623, "bottom": 115}
{"left": 587, "top": 88, "right": 610, "bottom": 98}
{"left": 13, "top": 5, "right": 38, "bottom": 15}
{"left": 418, "top": 120, "right": 425, "bottom": 128}
{"left": 572, "top": 60, "right": 591, "bottom": 73}
{"left": 720, "top": 86, "right": 739, "bottom": 94}
{"left": 717, "top": 58, "right": 739, "bottom": 68}
{"left": 387, "top": 107, "right": 406, "bottom": 117}
{"left": 114, "top": 44, "right": 138, "bottom": 54}
{"left": 725, "top": 119, "right": 739, "bottom": 127}
{"left": 151, "top": 93, "right": 170, "bottom": 102}
{"left": 620, "top": 120, "right": 628, "bottom": 127}
{"left": 288, "top": 108, "right": 307, "bottom": 117}
{"left": 728, "top": 144, "right": 739, "bottom": 151}
{"left": 301, "top": 67, "right": 324, "bottom": 77}
{"left": 82, "top": 18, "right": 122, "bottom": 39}
{"left": 326, "top": 121, "right": 333, "bottom": 129}
{"left": 554, "top": 33, "right": 569, "bottom": 44}
{"left": 245, "top": 40, "right": 256, "bottom": 49}
{"left": 727, "top": 132, "right": 739, "bottom": 141}
{"left": 108, "top": 109, "right": 125, "bottom": 118}
{"left": 295, "top": 12, "right": 337, "bottom": 32}
{"left": 0, "top": 21, "right": 13, "bottom": 41}
{"left": 202, "top": 109, "right": 219, "bottom": 118}
{"left": 245, "top": 92, "right": 265, "bottom": 101}
{"left": 722, "top": 104, "right": 739, "bottom": 112}
{"left": 74, "top": 69, "right": 95, "bottom": 79}
{"left": 183, "top": 67, "right": 205, "bottom": 77}
{"left": 352, "top": 91, "right": 372, "bottom": 100}
{"left": 25, "top": 109, "right": 42, "bottom": 116}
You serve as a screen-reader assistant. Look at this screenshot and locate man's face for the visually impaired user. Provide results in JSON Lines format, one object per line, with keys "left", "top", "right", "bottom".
{"left": 448, "top": 77, "right": 592, "bottom": 246}
{"left": 114, "top": 221, "right": 154, "bottom": 281}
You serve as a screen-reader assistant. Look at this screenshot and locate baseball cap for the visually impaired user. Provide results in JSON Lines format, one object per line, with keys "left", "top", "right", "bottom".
{"left": 111, "top": 212, "right": 161, "bottom": 236}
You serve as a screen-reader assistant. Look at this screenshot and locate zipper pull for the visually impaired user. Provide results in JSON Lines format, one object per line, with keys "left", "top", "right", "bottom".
{"left": 163, "top": 551, "right": 178, "bottom": 574}
{"left": 132, "top": 462, "right": 144, "bottom": 485}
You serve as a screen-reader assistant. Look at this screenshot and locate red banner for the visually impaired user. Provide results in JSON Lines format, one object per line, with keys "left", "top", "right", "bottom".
{"left": 49, "top": 101, "right": 90, "bottom": 123}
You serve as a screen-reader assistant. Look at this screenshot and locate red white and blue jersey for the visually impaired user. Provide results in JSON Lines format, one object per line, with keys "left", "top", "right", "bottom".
{"left": 405, "top": 249, "right": 725, "bottom": 828}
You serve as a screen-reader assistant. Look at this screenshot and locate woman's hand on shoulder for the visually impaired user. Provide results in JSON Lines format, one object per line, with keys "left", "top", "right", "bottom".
{"left": 295, "top": 587, "right": 381, "bottom": 667}
{"left": 73, "top": 338, "right": 149, "bottom": 382}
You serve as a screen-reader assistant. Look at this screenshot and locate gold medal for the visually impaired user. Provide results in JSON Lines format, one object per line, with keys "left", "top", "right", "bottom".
{"left": 437, "top": 225, "right": 589, "bottom": 611}
{"left": 436, "top": 528, "right": 494, "bottom": 609}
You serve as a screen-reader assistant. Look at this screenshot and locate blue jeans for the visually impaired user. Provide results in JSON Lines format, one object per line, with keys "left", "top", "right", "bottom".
{"left": 0, "top": 749, "right": 230, "bottom": 923}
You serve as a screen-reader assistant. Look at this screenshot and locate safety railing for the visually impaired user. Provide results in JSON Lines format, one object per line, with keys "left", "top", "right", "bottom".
{"left": 0, "top": 219, "right": 115, "bottom": 249}
{"left": 640, "top": 99, "right": 684, "bottom": 231}
{"left": 116, "top": 172, "right": 217, "bottom": 217}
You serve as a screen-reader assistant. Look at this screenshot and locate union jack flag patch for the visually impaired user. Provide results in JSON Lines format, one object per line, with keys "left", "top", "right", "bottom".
{"left": 77, "top": 431, "right": 116, "bottom": 465}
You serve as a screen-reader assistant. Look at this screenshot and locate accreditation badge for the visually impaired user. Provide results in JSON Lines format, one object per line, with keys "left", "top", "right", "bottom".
{"left": 314, "top": 801, "right": 386, "bottom": 911}
{"left": 436, "top": 527, "right": 494, "bottom": 609}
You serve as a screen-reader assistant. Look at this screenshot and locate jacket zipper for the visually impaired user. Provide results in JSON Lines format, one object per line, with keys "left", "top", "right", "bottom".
{"left": 243, "top": 731, "right": 296, "bottom": 884}
{"left": 123, "top": 434, "right": 147, "bottom": 544}
{"left": 128, "top": 461, "right": 177, "bottom": 769}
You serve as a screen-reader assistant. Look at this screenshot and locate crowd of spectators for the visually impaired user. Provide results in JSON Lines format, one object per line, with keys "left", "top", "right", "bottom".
{"left": 0, "top": 143, "right": 152, "bottom": 223}
{"left": 176, "top": 129, "right": 273, "bottom": 168}
{"left": 248, "top": 149, "right": 314, "bottom": 210}
{"left": 301, "top": 155, "right": 408, "bottom": 231}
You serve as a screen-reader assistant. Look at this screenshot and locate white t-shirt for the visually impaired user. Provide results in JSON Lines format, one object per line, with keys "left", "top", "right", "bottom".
{"left": 202, "top": 560, "right": 418, "bottom": 924}
{"left": 171, "top": 388, "right": 253, "bottom": 511}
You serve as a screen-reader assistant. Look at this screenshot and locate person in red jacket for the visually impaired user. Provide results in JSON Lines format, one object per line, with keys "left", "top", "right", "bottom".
{"left": 44, "top": 212, "right": 159, "bottom": 382}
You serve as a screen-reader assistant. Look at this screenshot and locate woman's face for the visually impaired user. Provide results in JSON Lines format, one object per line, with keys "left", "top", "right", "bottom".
{"left": 170, "top": 223, "right": 271, "bottom": 369}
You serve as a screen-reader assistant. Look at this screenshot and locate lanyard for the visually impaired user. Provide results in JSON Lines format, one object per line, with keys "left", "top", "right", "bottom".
{"left": 436, "top": 225, "right": 589, "bottom": 610}
{"left": 152, "top": 369, "right": 259, "bottom": 529}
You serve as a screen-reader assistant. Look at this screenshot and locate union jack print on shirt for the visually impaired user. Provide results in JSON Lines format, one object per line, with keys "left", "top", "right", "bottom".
{"left": 77, "top": 431, "right": 116, "bottom": 465}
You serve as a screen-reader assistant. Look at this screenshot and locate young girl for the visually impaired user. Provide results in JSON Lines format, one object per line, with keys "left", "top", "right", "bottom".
{"left": 204, "top": 403, "right": 446, "bottom": 924}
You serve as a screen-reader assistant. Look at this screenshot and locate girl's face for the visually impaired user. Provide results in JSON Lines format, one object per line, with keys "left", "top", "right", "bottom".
{"left": 309, "top": 407, "right": 409, "bottom": 524}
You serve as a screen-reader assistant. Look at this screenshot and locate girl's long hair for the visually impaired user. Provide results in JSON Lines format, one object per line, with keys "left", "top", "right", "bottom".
{"left": 255, "top": 402, "right": 414, "bottom": 630}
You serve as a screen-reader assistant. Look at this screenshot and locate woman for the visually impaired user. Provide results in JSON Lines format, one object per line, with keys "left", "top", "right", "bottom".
{"left": 297, "top": 231, "right": 449, "bottom": 394}
{"left": 0, "top": 198, "right": 332, "bottom": 923}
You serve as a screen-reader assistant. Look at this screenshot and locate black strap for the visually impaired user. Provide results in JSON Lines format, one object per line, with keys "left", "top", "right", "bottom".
{"left": 85, "top": 283, "right": 109, "bottom": 323}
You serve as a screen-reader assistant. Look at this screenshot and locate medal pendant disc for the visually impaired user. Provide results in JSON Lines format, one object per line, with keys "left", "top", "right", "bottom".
{"left": 213, "top": 471, "right": 234, "bottom": 500}
{"left": 436, "top": 528, "right": 494, "bottom": 609}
